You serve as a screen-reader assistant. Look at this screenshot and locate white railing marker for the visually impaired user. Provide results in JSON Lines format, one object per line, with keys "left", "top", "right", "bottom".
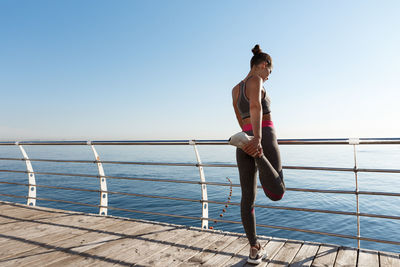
{"left": 190, "top": 140, "right": 209, "bottom": 229}
{"left": 348, "top": 138, "right": 360, "bottom": 145}
{"left": 88, "top": 141, "right": 108, "bottom": 216}
{"left": 16, "top": 142, "right": 36, "bottom": 206}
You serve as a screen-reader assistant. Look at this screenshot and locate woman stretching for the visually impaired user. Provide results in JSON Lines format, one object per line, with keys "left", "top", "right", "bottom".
{"left": 229, "top": 44, "right": 285, "bottom": 264}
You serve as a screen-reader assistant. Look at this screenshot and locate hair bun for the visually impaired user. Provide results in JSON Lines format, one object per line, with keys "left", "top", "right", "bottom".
{"left": 252, "top": 44, "right": 262, "bottom": 55}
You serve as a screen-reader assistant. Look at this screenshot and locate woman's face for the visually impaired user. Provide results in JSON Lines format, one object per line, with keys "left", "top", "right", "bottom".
{"left": 258, "top": 62, "right": 273, "bottom": 81}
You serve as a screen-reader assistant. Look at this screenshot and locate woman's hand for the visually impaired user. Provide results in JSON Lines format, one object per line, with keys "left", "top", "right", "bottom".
{"left": 242, "top": 137, "right": 263, "bottom": 158}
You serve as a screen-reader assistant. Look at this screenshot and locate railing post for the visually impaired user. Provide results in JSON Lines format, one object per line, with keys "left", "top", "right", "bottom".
{"left": 349, "top": 138, "right": 360, "bottom": 248}
{"left": 190, "top": 140, "right": 209, "bottom": 229}
{"left": 88, "top": 141, "right": 108, "bottom": 216}
{"left": 16, "top": 142, "right": 36, "bottom": 206}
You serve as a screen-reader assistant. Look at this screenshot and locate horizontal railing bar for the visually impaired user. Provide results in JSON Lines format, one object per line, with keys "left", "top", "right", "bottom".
{"left": 2, "top": 181, "right": 400, "bottom": 220}
{"left": 1, "top": 138, "right": 400, "bottom": 146}
{"left": 0, "top": 157, "right": 99, "bottom": 164}
{"left": 0, "top": 194, "right": 104, "bottom": 209}
{"left": 0, "top": 169, "right": 99, "bottom": 178}
{"left": 1, "top": 169, "right": 400, "bottom": 197}
{"left": 0, "top": 193, "right": 27, "bottom": 199}
{"left": 106, "top": 206, "right": 202, "bottom": 220}
{"left": 2, "top": 157, "right": 400, "bottom": 174}
{"left": 205, "top": 200, "right": 400, "bottom": 220}
{"left": 0, "top": 195, "right": 399, "bottom": 246}
{"left": 284, "top": 166, "right": 400, "bottom": 174}
{"left": 0, "top": 157, "right": 199, "bottom": 167}
{"left": 0, "top": 170, "right": 202, "bottom": 184}
{"left": 0, "top": 181, "right": 202, "bottom": 203}
{"left": 0, "top": 140, "right": 202, "bottom": 146}
{"left": 0, "top": 194, "right": 201, "bottom": 220}
{"left": 278, "top": 139, "right": 400, "bottom": 145}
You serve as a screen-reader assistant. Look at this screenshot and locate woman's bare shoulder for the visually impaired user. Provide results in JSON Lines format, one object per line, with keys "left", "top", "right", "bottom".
{"left": 231, "top": 83, "right": 240, "bottom": 96}
{"left": 246, "top": 75, "right": 263, "bottom": 88}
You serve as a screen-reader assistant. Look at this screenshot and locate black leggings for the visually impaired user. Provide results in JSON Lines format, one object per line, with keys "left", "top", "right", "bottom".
{"left": 236, "top": 126, "right": 285, "bottom": 246}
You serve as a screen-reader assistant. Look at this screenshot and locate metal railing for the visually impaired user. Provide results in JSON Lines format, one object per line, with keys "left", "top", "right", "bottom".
{"left": 0, "top": 138, "right": 400, "bottom": 249}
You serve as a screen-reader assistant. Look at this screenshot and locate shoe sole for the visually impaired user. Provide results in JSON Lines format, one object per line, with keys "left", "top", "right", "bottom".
{"left": 247, "top": 252, "right": 267, "bottom": 264}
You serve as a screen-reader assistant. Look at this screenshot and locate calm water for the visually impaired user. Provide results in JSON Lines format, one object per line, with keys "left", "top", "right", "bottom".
{"left": 0, "top": 143, "right": 399, "bottom": 253}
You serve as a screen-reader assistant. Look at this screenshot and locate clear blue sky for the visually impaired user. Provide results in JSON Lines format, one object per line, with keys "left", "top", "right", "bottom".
{"left": 1, "top": 0, "right": 399, "bottom": 140}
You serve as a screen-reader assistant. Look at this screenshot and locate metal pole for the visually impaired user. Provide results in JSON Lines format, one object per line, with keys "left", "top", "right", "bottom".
{"left": 350, "top": 139, "right": 361, "bottom": 249}
{"left": 88, "top": 141, "right": 108, "bottom": 216}
{"left": 16, "top": 142, "right": 36, "bottom": 206}
{"left": 190, "top": 140, "right": 209, "bottom": 229}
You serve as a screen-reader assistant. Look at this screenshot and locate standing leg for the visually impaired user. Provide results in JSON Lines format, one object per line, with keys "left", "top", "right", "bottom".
{"left": 236, "top": 147, "right": 258, "bottom": 246}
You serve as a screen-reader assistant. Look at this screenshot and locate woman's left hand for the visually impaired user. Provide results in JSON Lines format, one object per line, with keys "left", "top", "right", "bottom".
{"left": 242, "top": 138, "right": 263, "bottom": 157}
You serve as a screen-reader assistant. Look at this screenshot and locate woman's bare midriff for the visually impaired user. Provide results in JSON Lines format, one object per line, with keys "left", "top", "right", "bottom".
{"left": 242, "top": 113, "right": 272, "bottom": 125}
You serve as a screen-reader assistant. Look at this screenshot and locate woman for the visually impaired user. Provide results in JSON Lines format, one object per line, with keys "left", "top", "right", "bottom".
{"left": 229, "top": 44, "right": 285, "bottom": 264}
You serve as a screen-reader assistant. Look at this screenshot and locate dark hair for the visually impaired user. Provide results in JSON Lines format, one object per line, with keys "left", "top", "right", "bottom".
{"left": 250, "top": 44, "right": 272, "bottom": 69}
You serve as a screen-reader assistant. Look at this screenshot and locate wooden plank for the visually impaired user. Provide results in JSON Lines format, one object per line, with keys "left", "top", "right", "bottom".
{"left": 334, "top": 247, "right": 357, "bottom": 267}
{"left": 224, "top": 243, "right": 250, "bottom": 267}
{"left": 0, "top": 220, "right": 43, "bottom": 235}
{"left": 252, "top": 237, "right": 287, "bottom": 267}
{"left": 202, "top": 236, "right": 248, "bottom": 266}
{"left": 311, "top": 244, "right": 339, "bottom": 267}
{"left": 106, "top": 225, "right": 190, "bottom": 266}
{"left": 181, "top": 234, "right": 238, "bottom": 266}
{"left": 0, "top": 232, "right": 82, "bottom": 265}
{"left": 0, "top": 208, "right": 68, "bottom": 224}
{"left": 0, "top": 217, "right": 118, "bottom": 263}
{"left": 0, "top": 214, "right": 106, "bottom": 233}
{"left": 38, "top": 214, "right": 113, "bottom": 231}
{"left": 268, "top": 240, "right": 303, "bottom": 267}
{"left": 44, "top": 222, "right": 166, "bottom": 266}
{"left": 223, "top": 237, "right": 272, "bottom": 266}
{"left": 133, "top": 228, "right": 214, "bottom": 267}
{"left": 289, "top": 241, "right": 320, "bottom": 267}
{"left": 1, "top": 203, "right": 399, "bottom": 267}
{"left": 0, "top": 205, "right": 63, "bottom": 219}
{"left": 0, "top": 215, "right": 19, "bottom": 225}
{"left": 220, "top": 236, "right": 270, "bottom": 267}
{"left": 357, "top": 249, "right": 379, "bottom": 267}
{"left": 48, "top": 223, "right": 188, "bottom": 266}
{"left": 0, "top": 202, "right": 80, "bottom": 216}
{"left": 0, "top": 237, "right": 41, "bottom": 261}
{"left": 0, "top": 204, "right": 36, "bottom": 220}
{"left": 3, "top": 221, "right": 131, "bottom": 265}
{"left": 379, "top": 251, "right": 400, "bottom": 267}
{"left": 169, "top": 230, "right": 227, "bottom": 266}
{"left": 105, "top": 226, "right": 200, "bottom": 267}
{"left": 0, "top": 203, "right": 32, "bottom": 213}
{"left": 0, "top": 216, "right": 101, "bottom": 259}
{"left": 16, "top": 222, "right": 159, "bottom": 266}
{"left": 0, "top": 214, "right": 109, "bottom": 247}
{"left": 118, "top": 226, "right": 195, "bottom": 266}
{"left": 42, "top": 221, "right": 160, "bottom": 266}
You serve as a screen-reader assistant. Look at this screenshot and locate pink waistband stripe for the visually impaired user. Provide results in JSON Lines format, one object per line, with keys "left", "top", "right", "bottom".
{"left": 242, "top": 120, "right": 274, "bottom": 131}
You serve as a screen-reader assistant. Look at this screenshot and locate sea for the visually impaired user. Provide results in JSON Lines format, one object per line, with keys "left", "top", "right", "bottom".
{"left": 0, "top": 143, "right": 399, "bottom": 253}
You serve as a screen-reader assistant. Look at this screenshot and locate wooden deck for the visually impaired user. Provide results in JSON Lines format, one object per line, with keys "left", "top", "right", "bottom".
{"left": 0, "top": 201, "right": 399, "bottom": 267}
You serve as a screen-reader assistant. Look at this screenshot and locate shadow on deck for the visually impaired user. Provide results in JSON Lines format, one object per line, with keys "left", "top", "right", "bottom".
{"left": 0, "top": 201, "right": 398, "bottom": 266}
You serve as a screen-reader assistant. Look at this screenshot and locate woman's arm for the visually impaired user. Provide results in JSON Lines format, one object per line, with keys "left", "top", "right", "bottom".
{"left": 247, "top": 76, "right": 263, "bottom": 140}
{"left": 242, "top": 76, "right": 263, "bottom": 157}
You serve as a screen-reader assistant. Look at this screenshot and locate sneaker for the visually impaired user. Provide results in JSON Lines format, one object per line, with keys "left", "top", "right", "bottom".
{"left": 228, "top": 132, "right": 253, "bottom": 149}
{"left": 247, "top": 242, "right": 267, "bottom": 265}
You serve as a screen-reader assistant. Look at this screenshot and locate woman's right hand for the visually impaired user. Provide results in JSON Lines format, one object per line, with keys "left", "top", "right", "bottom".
{"left": 242, "top": 137, "right": 263, "bottom": 157}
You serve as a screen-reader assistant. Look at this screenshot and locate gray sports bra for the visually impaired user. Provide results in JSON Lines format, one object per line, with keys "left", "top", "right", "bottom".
{"left": 236, "top": 77, "right": 271, "bottom": 119}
